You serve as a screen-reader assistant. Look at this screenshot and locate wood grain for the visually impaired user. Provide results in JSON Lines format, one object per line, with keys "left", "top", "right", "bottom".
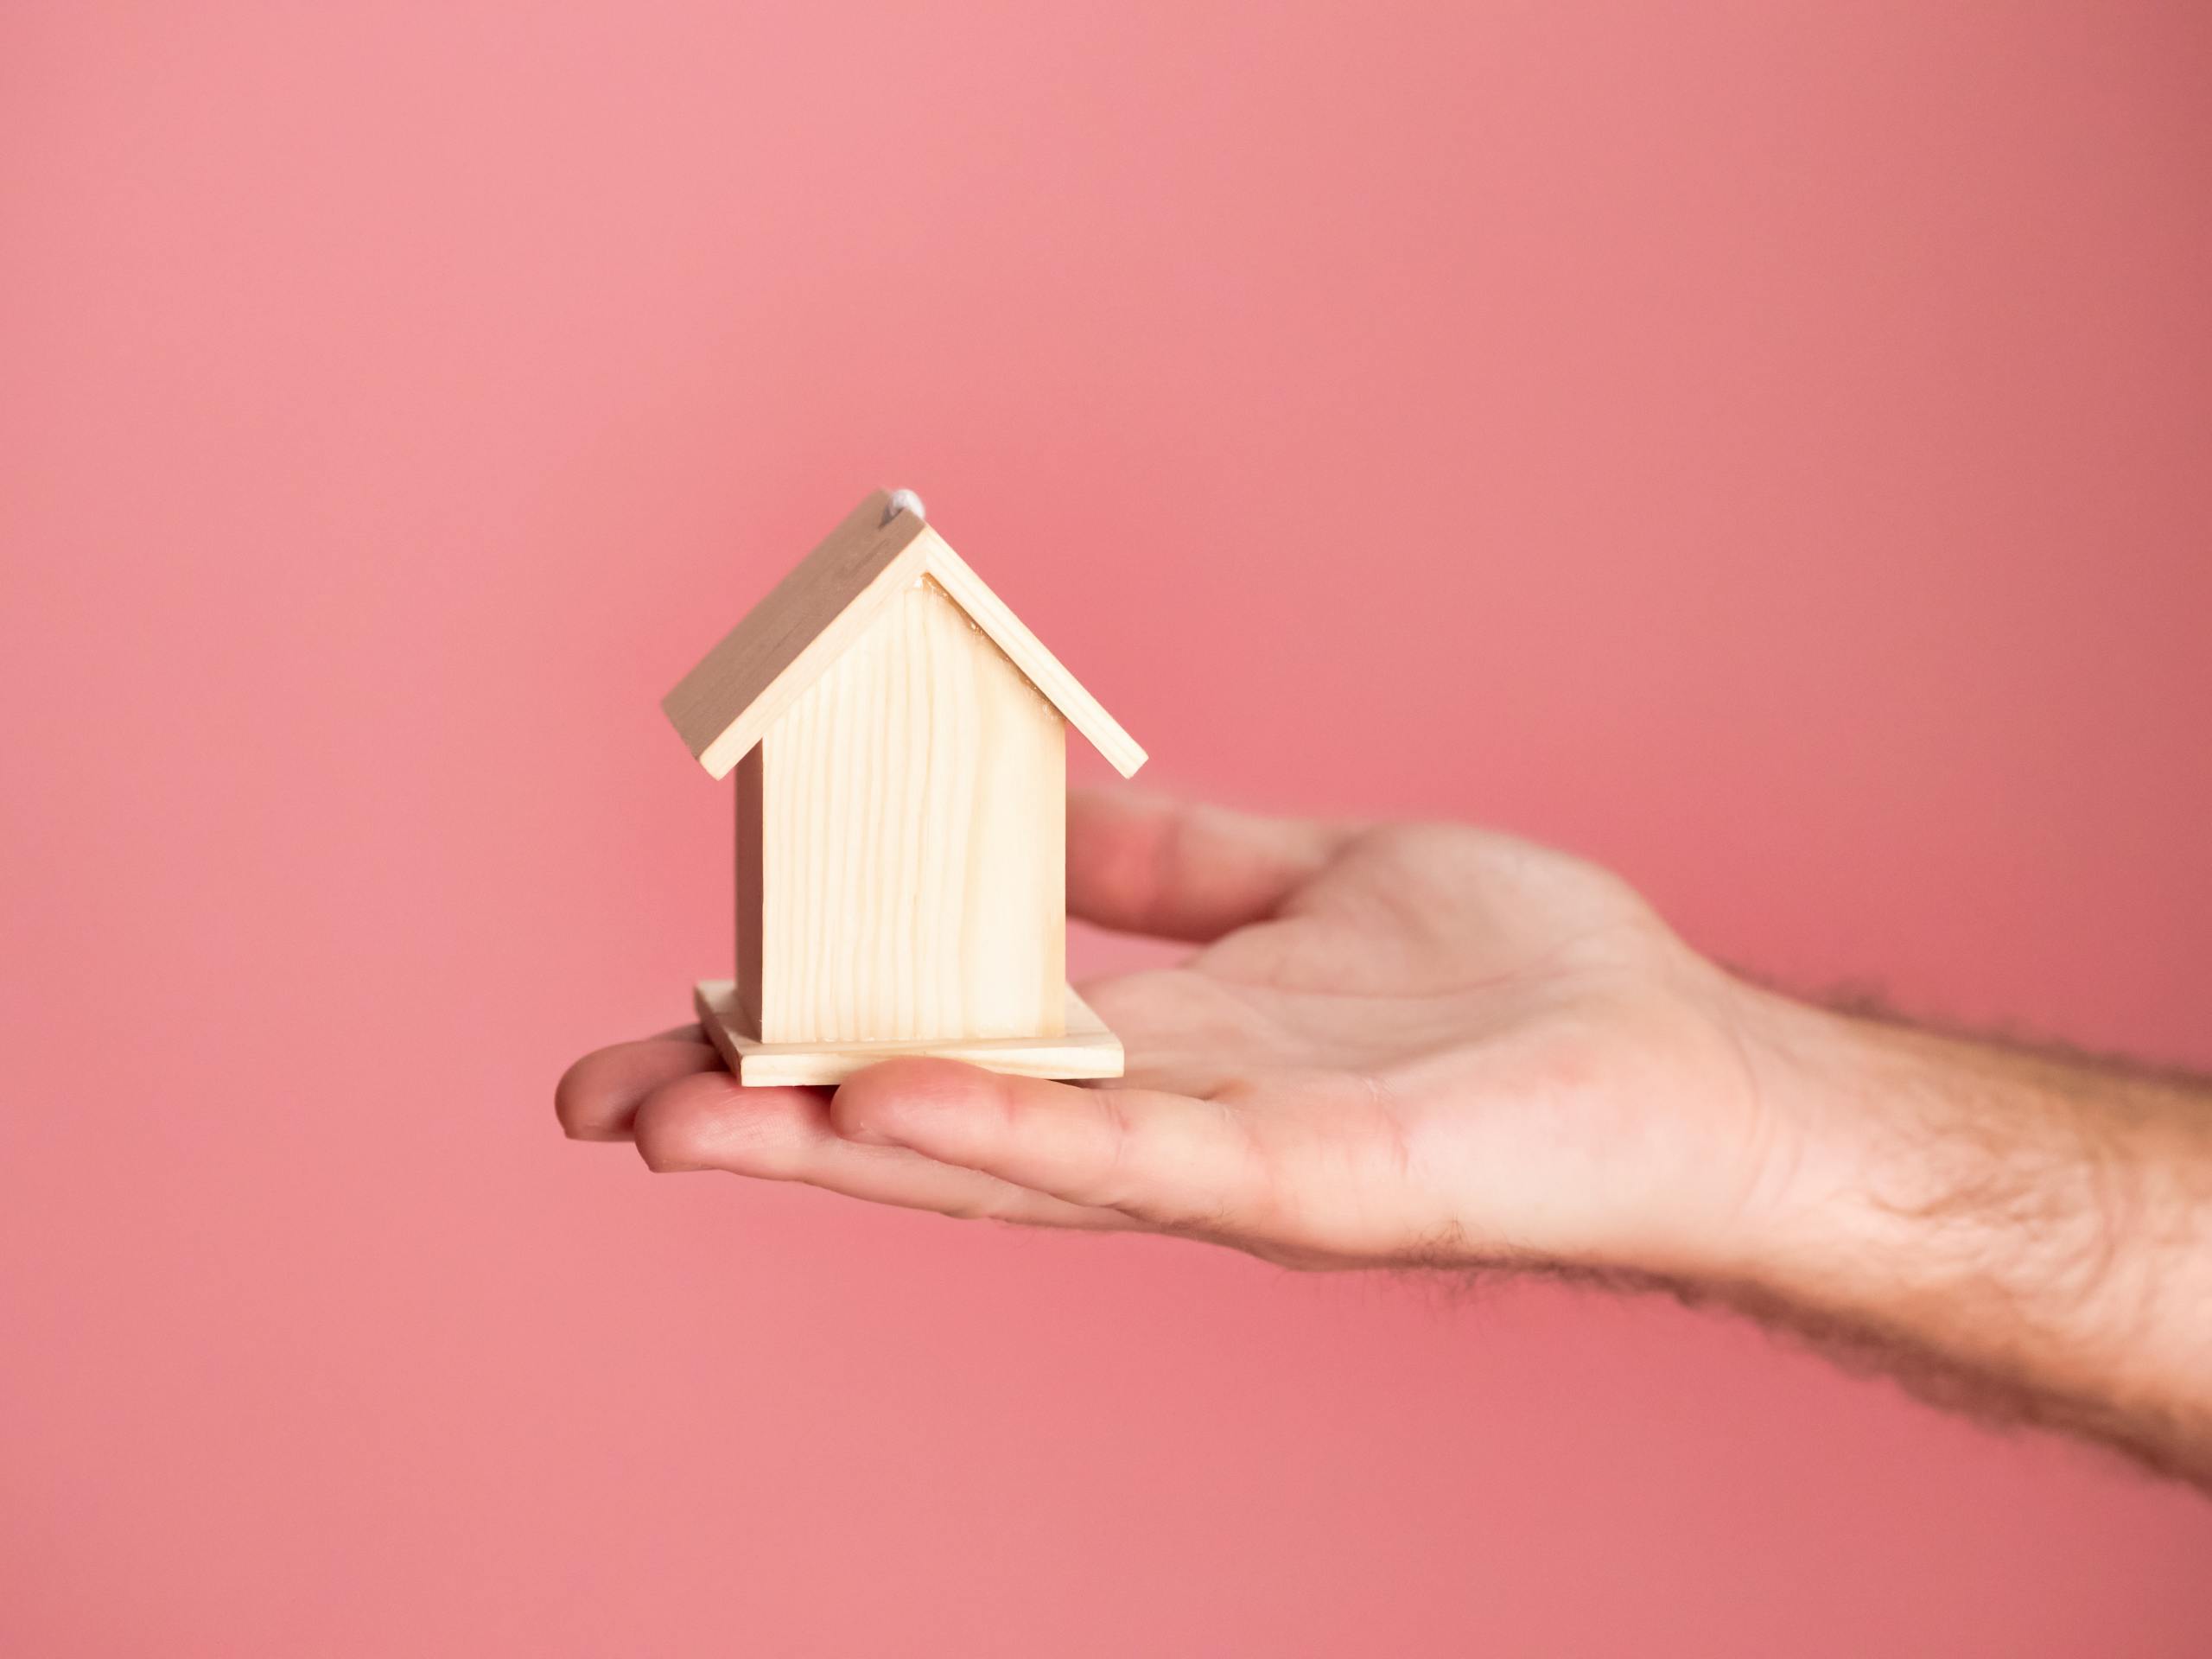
{"left": 749, "top": 574, "right": 1065, "bottom": 1046}
{"left": 675, "top": 491, "right": 1144, "bottom": 1072}
{"left": 694, "top": 980, "right": 1123, "bottom": 1086}
{"left": 662, "top": 490, "right": 929, "bottom": 779}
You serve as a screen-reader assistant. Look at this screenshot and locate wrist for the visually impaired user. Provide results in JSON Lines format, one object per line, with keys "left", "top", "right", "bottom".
{"left": 1714, "top": 987, "right": 1953, "bottom": 1287}
{"left": 1712, "top": 981, "right": 2212, "bottom": 1441}
{"left": 1721, "top": 986, "right": 2106, "bottom": 1302}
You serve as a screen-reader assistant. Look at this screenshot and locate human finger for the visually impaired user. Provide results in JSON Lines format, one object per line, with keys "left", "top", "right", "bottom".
{"left": 630, "top": 1069, "right": 1133, "bottom": 1231}
{"left": 830, "top": 1058, "right": 1269, "bottom": 1234}
{"left": 1066, "top": 788, "right": 1363, "bottom": 943}
{"left": 556, "top": 1033, "right": 721, "bottom": 1141}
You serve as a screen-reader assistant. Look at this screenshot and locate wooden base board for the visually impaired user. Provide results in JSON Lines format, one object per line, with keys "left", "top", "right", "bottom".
{"left": 692, "top": 980, "right": 1123, "bottom": 1087}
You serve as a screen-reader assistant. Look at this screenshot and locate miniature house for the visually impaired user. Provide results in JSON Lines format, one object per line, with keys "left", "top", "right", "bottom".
{"left": 663, "top": 489, "right": 1145, "bottom": 1086}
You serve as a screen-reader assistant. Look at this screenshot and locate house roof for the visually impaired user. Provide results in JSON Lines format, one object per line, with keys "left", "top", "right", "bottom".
{"left": 662, "top": 489, "right": 1147, "bottom": 779}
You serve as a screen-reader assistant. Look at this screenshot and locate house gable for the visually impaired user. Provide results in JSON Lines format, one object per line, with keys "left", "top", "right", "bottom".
{"left": 741, "top": 574, "right": 1065, "bottom": 1045}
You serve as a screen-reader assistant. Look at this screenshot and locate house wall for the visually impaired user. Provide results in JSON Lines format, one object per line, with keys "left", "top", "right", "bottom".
{"left": 742, "top": 574, "right": 1065, "bottom": 1045}
{"left": 732, "top": 743, "right": 765, "bottom": 1039}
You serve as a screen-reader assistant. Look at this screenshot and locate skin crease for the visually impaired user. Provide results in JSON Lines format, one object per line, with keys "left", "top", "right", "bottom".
{"left": 558, "top": 788, "right": 2212, "bottom": 1485}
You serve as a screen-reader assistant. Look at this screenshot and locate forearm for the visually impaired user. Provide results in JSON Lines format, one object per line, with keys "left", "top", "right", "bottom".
{"left": 1719, "top": 986, "right": 2212, "bottom": 1480}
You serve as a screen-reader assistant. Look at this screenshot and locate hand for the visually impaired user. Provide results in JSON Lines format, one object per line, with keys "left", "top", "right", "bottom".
{"left": 558, "top": 790, "right": 1792, "bottom": 1278}
{"left": 562, "top": 788, "right": 2212, "bottom": 1478}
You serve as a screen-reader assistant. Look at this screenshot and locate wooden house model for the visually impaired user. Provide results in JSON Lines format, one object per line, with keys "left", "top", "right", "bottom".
{"left": 663, "top": 489, "right": 1146, "bottom": 1086}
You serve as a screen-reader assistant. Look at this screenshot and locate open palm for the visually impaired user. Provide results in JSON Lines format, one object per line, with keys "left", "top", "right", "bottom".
{"left": 559, "top": 791, "right": 1783, "bottom": 1277}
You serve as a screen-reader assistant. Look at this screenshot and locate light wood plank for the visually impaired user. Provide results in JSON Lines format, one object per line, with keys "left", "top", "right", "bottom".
{"left": 662, "top": 490, "right": 931, "bottom": 779}
{"left": 732, "top": 746, "right": 764, "bottom": 1039}
{"left": 756, "top": 574, "right": 1065, "bottom": 1045}
{"left": 695, "top": 981, "right": 1123, "bottom": 1086}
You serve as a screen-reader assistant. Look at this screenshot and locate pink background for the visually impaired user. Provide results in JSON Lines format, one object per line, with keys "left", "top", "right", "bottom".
{"left": 5, "top": 3, "right": 2209, "bottom": 1653}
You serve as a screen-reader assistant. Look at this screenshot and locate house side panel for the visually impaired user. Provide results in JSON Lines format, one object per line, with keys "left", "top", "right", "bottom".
{"left": 734, "top": 745, "right": 765, "bottom": 1039}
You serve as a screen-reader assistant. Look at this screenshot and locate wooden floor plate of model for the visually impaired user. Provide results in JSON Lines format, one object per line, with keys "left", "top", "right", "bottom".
{"left": 693, "top": 979, "right": 1124, "bottom": 1087}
